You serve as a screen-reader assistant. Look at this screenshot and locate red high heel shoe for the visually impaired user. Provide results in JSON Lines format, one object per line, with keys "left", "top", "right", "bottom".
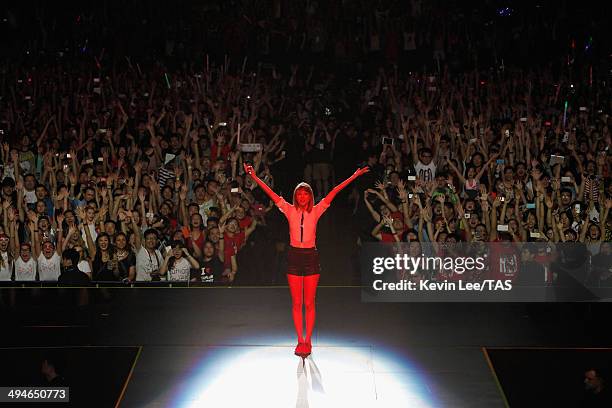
{"left": 303, "top": 341, "right": 312, "bottom": 357}
{"left": 294, "top": 342, "right": 306, "bottom": 357}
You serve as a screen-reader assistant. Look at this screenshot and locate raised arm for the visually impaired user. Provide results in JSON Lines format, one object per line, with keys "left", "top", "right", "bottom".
{"left": 55, "top": 214, "right": 64, "bottom": 255}
{"left": 322, "top": 167, "right": 370, "bottom": 206}
{"left": 130, "top": 212, "right": 142, "bottom": 251}
{"left": 244, "top": 163, "right": 281, "bottom": 204}
{"left": 363, "top": 190, "right": 382, "bottom": 223}
{"left": 445, "top": 157, "right": 466, "bottom": 184}
{"left": 244, "top": 219, "right": 258, "bottom": 240}
{"left": 601, "top": 199, "right": 612, "bottom": 241}
{"left": 183, "top": 247, "right": 200, "bottom": 269}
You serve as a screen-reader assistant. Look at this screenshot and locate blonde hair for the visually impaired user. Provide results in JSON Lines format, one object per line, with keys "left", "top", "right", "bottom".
{"left": 292, "top": 183, "right": 314, "bottom": 212}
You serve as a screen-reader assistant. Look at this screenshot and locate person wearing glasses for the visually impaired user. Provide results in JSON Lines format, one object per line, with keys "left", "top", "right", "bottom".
{"left": 11, "top": 218, "right": 39, "bottom": 281}
{"left": 15, "top": 243, "right": 37, "bottom": 281}
{"left": 134, "top": 228, "right": 163, "bottom": 281}
{"left": 33, "top": 213, "right": 64, "bottom": 281}
{"left": 414, "top": 147, "right": 436, "bottom": 182}
{"left": 408, "top": 128, "right": 436, "bottom": 182}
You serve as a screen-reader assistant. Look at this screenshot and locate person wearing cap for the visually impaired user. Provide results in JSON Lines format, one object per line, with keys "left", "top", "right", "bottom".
{"left": 160, "top": 240, "right": 199, "bottom": 282}
{"left": 244, "top": 162, "right": 369, "bottom": 359}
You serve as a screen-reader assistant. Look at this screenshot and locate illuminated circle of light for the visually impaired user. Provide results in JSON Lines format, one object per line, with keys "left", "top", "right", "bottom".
{"left": 171, "top": 339, "right": 438, "bottom": 408}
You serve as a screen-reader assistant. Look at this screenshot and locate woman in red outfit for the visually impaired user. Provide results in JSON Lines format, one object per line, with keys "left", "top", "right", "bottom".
{"left": 244, "top": 163, "right": 369, "bottom": 358}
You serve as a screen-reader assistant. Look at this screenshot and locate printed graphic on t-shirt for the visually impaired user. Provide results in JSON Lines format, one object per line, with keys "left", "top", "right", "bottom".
{"left": 415, "top": 161, "right": 436, "bottom": 182}
{"left": 200, "top": 266, "right": 215, "bottom": 283}
{"left": 38, "top": 253, "right": 61, "bottom": 281}
{"left": 167, "top": 258, "right": 191, "bottom": 282}
{"left": 15, "top": 258, "right": 37, "bottom": 281}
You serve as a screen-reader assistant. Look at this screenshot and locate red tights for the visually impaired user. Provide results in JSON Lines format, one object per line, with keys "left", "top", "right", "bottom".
{"left": 287, "top": 274, "right": 320, "bottom": 343}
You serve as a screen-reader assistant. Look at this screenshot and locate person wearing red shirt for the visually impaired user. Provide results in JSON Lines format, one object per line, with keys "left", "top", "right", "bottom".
{"left": 222, "top": 217, "right": 257, "bottom": 271}
{"left": 488, "top": 237, "right": 521, "bottom": 282}
{"left": 235, "top": 206, "right": 253, "bottom": 230}
{"left": 371, "top": 215, "right": 403, "bottom": 242}
{"left": 184, "top": 213, "right": 207, "bottom": 257}
{"left": 210, "top": 131, "right": 233, "bottom": 161}
{"left": 245, "top": 163, "right": 369, "bottom": 358}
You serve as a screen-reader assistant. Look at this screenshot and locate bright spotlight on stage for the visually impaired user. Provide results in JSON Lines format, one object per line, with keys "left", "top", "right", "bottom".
{"left": 172, "top": 341, "right": 437, "bottom": 408}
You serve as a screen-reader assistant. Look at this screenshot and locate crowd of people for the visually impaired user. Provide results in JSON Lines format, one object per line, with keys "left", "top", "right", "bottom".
{"left": 0, "top": 1, "right": 610, "bottom": 286}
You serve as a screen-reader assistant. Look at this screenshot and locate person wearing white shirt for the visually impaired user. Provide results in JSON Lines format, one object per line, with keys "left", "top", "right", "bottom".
{"left": 0, "top": 233, "right": 14, "bottom": 281}
{"left": 36, "top": 242, "right": 62, "bottom": 281}
{"left": 7, "top": 209, "right": 38, "bottom": 281}
{"left": 14, "top": 243, "right": 37, "bottom": 281}
{"left": 23, "top": 174, "right": 38, "bottom": 205}
{"left": 33, "top": 216, "right": 64, "bottom": 281}
{"left": 413, "top": 147, "right": 436, "bottom": 182}
{"left": 79, "top": 205, "right": 99, "bottom": 250}
{"left": 160, "top": 240, "right": 199, "bottom": 282}
{"left": 134, "top": 228, "right": 163, "bottom": 281}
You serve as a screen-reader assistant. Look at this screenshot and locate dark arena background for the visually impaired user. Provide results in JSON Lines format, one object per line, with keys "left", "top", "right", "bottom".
{"left": 1, "top": 1, "right": 612, "bottom": 407}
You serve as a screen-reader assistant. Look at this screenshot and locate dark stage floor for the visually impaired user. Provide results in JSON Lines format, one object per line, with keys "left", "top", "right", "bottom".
{"left": 2, "top": 287, "right": 611, "bottom": 407}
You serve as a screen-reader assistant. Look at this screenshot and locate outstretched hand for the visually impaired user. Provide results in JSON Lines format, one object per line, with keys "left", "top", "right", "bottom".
{"left": 353, "top": 166, "right": 370, "bottom": 177}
